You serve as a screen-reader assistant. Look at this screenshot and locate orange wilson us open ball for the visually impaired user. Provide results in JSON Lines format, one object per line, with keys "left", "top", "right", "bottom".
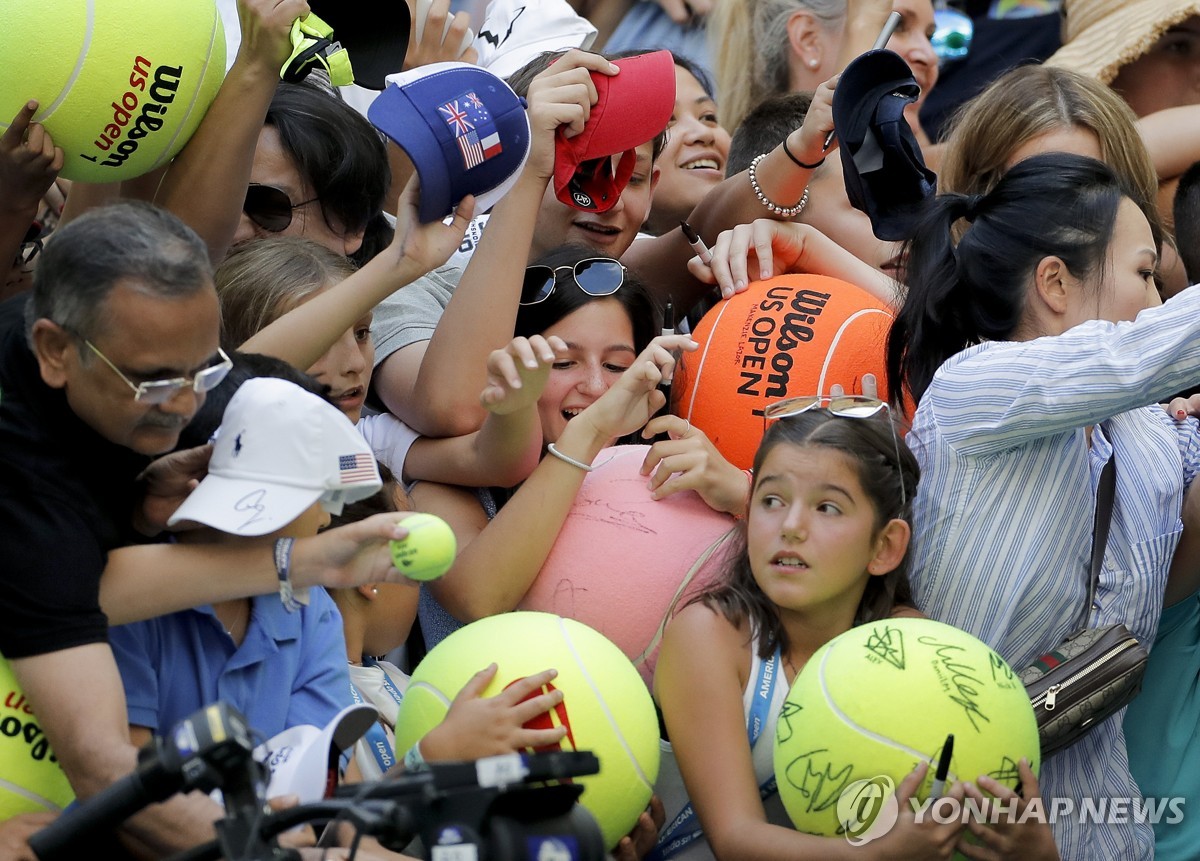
{"left": 389, "top": 513, "right": 457, "bottom": 581}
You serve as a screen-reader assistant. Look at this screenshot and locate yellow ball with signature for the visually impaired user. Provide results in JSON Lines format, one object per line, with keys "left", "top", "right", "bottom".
{"left": 773, "top": 618, "right": 1039, "bottom": 842}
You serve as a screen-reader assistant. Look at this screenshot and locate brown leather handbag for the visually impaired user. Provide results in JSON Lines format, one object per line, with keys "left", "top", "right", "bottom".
{"left": 1018, "top": 460, "right": 1149, "bottom": 757}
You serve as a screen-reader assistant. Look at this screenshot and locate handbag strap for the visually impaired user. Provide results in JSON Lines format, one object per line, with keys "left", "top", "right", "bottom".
{"left": 1082, "top": 457, "right": 1116, "bottom": 628}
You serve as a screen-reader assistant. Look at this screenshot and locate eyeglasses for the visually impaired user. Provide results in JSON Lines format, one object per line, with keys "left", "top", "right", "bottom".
{"left": 242, "top": 183, "right": 320, "bottom": 233}
{"left": 762, "top": 395, "right": 908, "bottom": 506}
{"left": 520, "top": 258, "right": 626, "bottom": 306}
{"left": 82, "top": 339, "right": 233, "bottom": 405}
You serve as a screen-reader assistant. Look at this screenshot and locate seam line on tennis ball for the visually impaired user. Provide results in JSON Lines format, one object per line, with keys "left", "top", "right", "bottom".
{"left": 558, "top": 617, "right": 653, "bottom": 789}
{"left": 38, "top": 0, "right": 97, "bottom": 121}
{"left": 681, "top": 298, "right": 732, "bottom": 424}
{"left": 816, "top": 644, "right": 941, "bottom": 768}
{"left": 409, "top": 680, "right": 452, "bottom": 708}
{"left": 149, "top": 4, "right": 222, "bottom": 171}
{"left": 815, "top": 307, "right": 891, "bottom": 396}
{"left": 0, "top": 777, "right": 63, "bottom": 812}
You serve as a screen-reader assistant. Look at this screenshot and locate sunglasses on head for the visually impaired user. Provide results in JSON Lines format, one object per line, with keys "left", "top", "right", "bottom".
{"left": 762, "top": 394, "right": 908, "bottom": 506}
{"left": 242, "top": 183, "right": 320, "bottom": 233}
{"left": 520, "top": 258, "right": 627, "bottom": 306}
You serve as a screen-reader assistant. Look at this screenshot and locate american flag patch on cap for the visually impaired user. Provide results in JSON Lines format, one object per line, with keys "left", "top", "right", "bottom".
{"left": 338, "top": 453, "right": 376, "bottom": 483}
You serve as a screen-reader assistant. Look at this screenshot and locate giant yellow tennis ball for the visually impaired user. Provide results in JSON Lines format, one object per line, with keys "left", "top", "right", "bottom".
{"left": 774, "top": 618, "right": 1039, "bottom": 844}
{"left": 396, "top": 612, "right": 660, "bottom": 849}
{"left": 0, "top": 0, "right": 226, "bottom": 182}
{"left": 390, "top": 513, "right": 457, "bottom": 581}
{"left": 0, "top": 656, "right": 74, "bottom": 816}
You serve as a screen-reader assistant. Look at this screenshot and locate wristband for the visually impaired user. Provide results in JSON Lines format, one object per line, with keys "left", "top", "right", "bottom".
{"left": 403, "top": 741, "right": 430, "bottom": 772}
{"left": 782, "top": 136, "right": 825, "bottom": 170}
{"left": 274, "top": 537, "right": 309, "bottom": 612}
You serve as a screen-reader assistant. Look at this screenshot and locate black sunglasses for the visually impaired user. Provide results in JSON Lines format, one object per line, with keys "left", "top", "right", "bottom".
{"left": 520, "top": 258, "right": 627, "bottom": 306}
{"left": 242, "top": 183, "right": 320, "bottom": 233}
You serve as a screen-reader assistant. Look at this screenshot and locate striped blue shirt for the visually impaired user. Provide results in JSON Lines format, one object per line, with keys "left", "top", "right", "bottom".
{"left": 907, "top": 285, "right": 1200, "bottom": 861}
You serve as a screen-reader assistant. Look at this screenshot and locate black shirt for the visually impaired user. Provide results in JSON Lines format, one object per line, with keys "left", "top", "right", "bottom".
{"left": 0, "top": 295, "right": 149, "bottom": 658}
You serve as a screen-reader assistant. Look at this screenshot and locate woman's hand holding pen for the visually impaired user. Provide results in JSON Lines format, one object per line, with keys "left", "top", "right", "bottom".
{"left": 687, "top": 218, "right": 820, "bottom": 298}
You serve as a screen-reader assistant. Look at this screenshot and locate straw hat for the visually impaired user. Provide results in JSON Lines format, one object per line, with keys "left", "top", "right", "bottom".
{"left": 1046, "top": 0, "right": 1200, "bottom": 84}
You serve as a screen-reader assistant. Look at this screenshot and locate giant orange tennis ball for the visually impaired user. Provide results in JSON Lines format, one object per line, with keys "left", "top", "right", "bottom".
{"left": 675, "top": 275, "right": 895, "bottom": 470}
{"left": 519, "top": 446, "right": 738, "bottom": 689}
{"left": 396, "top": 613, "right": 660, "bottom": 849}
{"left": 0, "top": 0, "right": 226, "bottom": 182}
{"left": 0, "top": 657, "right": 74, "bottom": 816}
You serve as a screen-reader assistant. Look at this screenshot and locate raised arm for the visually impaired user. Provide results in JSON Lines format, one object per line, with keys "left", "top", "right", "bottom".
{"left": 239, "top": 179, "right": 473, "bottom": 368}
{"left": 401, "top": 50, "right": 621, "bottom": 438}
{"left": 0, "top": 101, "right": 62, "bottom": 283}
{"left": 154, "top": 0, "right": 307, "bottom": 263}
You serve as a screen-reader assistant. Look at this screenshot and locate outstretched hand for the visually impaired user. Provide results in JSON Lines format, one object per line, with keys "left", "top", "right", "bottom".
{"left": 390, "top": 175, "right": 475, "bottom": 275}
{"left": 480, "top": 334, "right": 566, "bottom": 415}
{"left": 419, "top": 665, "right": 568, "bottom": 761}
{"left": 134, "top": 444, "right": 214, "bottom": 535}
{"left": 957, "top": 759, "right": 1060, "bottom": 861}
{"left": 233, "top": 0, "right": 312, "bottom": 73}
{"left": 640, "top": 415, "right": 749, "bottom": 516}
{"left": 687, "top": 219, "right": 815, "bottom": 298}
{"left": 524, "top": 50, "right": 620, "bottom": 180}
{"left": 0, "top": 101, "right": 63, "bottom": 215}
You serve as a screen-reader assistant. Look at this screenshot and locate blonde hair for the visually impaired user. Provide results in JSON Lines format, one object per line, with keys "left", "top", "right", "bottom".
{"left": 711, "top": 0, "right": 845, "bottom": 132}
{"left": 215, "top": 236, "right": 357, "bottom": 349}
{"left": 939, "top": 65, "right": 1159, "bottom": 213}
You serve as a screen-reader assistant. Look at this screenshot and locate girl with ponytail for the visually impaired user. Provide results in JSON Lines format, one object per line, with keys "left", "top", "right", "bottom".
{"left": 888, "top": 151, "right": 1200, "bottom": 861}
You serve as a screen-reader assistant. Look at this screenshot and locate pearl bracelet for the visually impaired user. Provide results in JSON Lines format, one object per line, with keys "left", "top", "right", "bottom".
{"left": 748, "top": 153, "right": 809, "bottom": 218}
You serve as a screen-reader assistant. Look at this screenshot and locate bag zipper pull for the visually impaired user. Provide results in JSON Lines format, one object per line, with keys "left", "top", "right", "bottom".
{"left": 1045, "top": 684, "right": 1060, "bottom": 711}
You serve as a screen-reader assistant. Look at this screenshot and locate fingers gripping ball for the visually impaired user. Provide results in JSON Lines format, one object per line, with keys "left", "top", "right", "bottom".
{"left": 0, "top": 0, "right": 226, "bottom": 182}
{"left": 395, "top": 612, "right": 661, "bottom": 849}
{"left": 773, "top": 618, "right": 1039, "bottom": 843}
{"left": 0, "top": 657, "right": 74, "bottom": 816}
{"left": 390, "top": 513, "right": 457, "bottom": 581}
{"left": 675, "top": 274, "right": 894, "bottom": 470}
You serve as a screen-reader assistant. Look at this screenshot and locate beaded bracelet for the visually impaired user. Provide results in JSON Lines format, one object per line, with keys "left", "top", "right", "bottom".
{"left": 748, "top": 154, "right": 809, "bottom": 218}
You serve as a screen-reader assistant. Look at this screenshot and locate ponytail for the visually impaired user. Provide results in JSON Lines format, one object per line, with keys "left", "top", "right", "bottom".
{"left": 888, "top": 153, "right": 1134, "bottom": 406}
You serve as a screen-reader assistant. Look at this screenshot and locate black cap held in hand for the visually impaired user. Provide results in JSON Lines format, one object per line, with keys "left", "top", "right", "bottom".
{"left": 308, "top": 0, "right": 411, "bottom": 90}
{"left": 832, "top": 49, "right": 937, "bottom": 241}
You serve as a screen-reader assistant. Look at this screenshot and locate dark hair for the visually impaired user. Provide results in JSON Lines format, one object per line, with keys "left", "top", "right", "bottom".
{"left": 176, "top": 351, "right": 331, "bottom": 450}
{"left": 1174, "top": 160, "right": 1200, "bottom": 285}
{"left": 505, "top": 50, "right": 668, "bottom": 164}
{"left": 726, "top": 91, "right": 813, "bottom": 177}
{"left": 266, "top": 82, "right": 394, "bottom": 265}
{"left": 671, "top": 52, "right": 716, "bottom": 99}
{"left": 887, "top": 153, "right": 1152, "bottom": 405}
{"left": 697, "top": 409, "right": 918, "bottom": 659}
{"left": 28, "top": 201, "right": 211, "bottom": 344}
{"left": 514, "top": 244, "right": 660, "bottom": 352}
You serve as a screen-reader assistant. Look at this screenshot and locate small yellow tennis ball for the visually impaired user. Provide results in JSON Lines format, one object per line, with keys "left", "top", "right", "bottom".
{"left": 0, "top": 657, "right": 74, "bottom": 816}
{"left": 773, "top": 618, "right": 1039, "bottom": 845}
{"left": 389, "top": 513, "right": 457, "bottom": 581}
{"left": 0, "top": 0, "right": 226, "bottom": 182}
{"left": 396, "top": 612, "right": 660, "bottom": 849}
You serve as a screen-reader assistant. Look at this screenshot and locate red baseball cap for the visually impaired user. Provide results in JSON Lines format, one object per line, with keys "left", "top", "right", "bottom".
{"left": 553, "top": 50, "right": 675, "bottom": 213}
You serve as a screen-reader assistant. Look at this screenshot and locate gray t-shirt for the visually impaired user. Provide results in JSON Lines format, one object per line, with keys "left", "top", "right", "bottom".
{"left": 370, "top": 263, "right": 464, "bottom": 367}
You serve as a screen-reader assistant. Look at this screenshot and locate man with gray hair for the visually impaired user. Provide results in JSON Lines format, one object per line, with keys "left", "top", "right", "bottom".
{"left": 0, "top": 202, "right": 411, "bottom": 855}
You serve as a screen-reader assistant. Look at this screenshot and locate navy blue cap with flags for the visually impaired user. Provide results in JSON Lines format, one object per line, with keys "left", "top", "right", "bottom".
{"left": 369, "top": 62, "right": 531, "bottom": 223}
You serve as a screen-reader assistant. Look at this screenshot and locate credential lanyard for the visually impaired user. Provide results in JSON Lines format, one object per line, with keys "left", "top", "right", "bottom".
{"left": 348, "top": 657, "right": 406, "bottom": 776}
{"left": 650, "top": 644, "right": 782, "bottom": 861}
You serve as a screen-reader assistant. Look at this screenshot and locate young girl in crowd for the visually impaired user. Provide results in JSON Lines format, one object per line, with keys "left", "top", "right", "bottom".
{"left": 411, "top": 244, "right": 746, "bottom": 650}
{"left": 887, "top": 152, "right": 1200, "bottom": 861}
{"left": 654, "top": 398, "right": 1058, "bottom": 860}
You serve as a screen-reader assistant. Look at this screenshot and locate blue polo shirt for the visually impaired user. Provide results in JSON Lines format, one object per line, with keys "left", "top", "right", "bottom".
{"left": 109, "top": 587, "right": 353, "bottom": 739}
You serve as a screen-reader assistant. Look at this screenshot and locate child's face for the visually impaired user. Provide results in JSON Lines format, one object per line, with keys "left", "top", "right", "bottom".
{"left": 746, "top": 444, "right": 886, "bottom": 620}
{"left": 306, "top": 300, "right": 375, "bottom": 424}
